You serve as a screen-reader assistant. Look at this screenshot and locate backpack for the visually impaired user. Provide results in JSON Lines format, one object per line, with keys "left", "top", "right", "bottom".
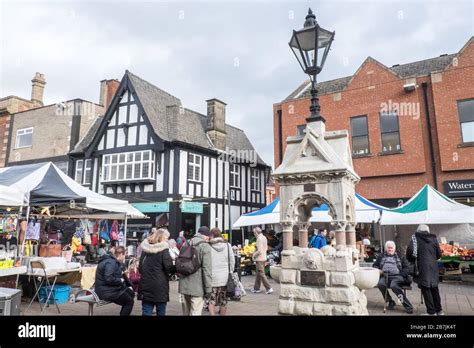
{"left": 175, "top": 240, "right": 203, "bottom": 276}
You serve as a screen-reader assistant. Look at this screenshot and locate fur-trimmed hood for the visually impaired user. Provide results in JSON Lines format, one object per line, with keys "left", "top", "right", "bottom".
{"left": 209, "top": 237, "right": 227, "bottom": 252}
{"left": 140, "top": 239, "right": 169, "bottom": 254}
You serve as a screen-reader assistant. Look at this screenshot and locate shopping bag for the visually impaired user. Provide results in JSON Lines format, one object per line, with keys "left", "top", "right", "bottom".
{"left": 62, "top": 246, "right": 73, "bottom": 262}
{"left": 91, "top": 233, "right": 99, "bottom": 246}
{"left": 110, "top": 220, "right": 119, "bottom": 241}
{"left": 99, "top": 220, "right": 110, "bottom": 242}
{"left": 39, "top": 241, "right": 62, "bottom": 257}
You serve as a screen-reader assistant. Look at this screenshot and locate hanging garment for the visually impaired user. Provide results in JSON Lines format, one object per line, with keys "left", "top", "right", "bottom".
{"left": 62, "top": 220, "right": 77, "bottom": 246}
{"left": 25, "top": 221, "right": 41, "bottom": 240}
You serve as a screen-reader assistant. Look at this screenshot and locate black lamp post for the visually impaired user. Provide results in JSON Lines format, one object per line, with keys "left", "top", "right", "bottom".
{"left": 289, "top": 8, "right": 335, "bottom": 123}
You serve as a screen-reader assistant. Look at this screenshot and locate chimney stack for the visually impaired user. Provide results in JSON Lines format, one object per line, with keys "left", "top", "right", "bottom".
{"left": 31, "top": 72, "right": 46, "bottom": 105}
{"left": 99, "top": 79, "right": 120, "bottom": 110}
{"left": 206, "top": 98, "right": 227, "bottom": 150}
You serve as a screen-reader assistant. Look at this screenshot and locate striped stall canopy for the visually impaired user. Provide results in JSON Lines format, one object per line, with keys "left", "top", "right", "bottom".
{"left": 380, "top": 184, "right": 474, "bottom": 225}
{"left": 232, "top": 193, "right": 386, "bottom": 228}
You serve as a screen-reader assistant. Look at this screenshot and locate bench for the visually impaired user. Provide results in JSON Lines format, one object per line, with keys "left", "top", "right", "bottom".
{"left": 73, "top": 288, "right": 111, "bottom": 316}
{"left": 401, "top": 284, "right": 424, "bottom": 304}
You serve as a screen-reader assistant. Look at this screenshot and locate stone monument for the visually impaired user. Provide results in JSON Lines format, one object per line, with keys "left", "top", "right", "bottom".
{"left": 273, "top": 8, "right": 379, "bottom": 315}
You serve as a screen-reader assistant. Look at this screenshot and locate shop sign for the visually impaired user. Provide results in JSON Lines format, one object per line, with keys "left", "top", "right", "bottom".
{"left": 181, "top": 201, "right": 203, "bottom": 214}
{"left": 443, "top": 180, "right": 474, "bottom": 197}
{"left": 132, "top": 202, "right": 169, "bottom": 213}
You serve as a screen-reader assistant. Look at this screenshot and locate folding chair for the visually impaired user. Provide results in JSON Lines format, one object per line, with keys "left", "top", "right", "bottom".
{"left": 25, "top": 259, "right": 60, "bottom": 314}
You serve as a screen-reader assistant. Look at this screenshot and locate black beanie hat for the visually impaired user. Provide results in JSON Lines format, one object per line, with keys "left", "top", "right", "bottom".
{"left": 198, "top": 226, "right": 211, "bottom": 236}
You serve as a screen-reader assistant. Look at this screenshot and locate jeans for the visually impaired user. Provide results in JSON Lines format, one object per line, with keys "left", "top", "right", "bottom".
{"left": 142, "top": 301, "right": 167, "bottom": 316}
{"left": 115, "top": 291, "right": 135, "bottom": 316}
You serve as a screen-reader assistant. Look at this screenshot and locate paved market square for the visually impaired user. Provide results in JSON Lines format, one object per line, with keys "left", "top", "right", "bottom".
{"left": 21, "top": 274, "right": 474, "bottom": 316}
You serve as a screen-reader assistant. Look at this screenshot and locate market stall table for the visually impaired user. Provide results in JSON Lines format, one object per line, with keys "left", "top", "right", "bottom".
{"left": 0, "top": 266, "right": 27, "bottom": 278}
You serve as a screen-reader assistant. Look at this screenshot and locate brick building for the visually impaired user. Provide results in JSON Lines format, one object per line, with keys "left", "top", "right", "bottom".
{"left": 0, "top": 73, "right": 46, "bottom": 167}
{"left": 2, "top": 77, "right": 120, "bottom": 175}
{"left": 274, "top": 37, "right": 474, "bottom": 207}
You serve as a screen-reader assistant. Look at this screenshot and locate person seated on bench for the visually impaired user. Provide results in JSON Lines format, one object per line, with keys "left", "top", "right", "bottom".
{"left": 95, "top": 246, "right": 134, "bottom": 316}
{"left": 373, "top": 241, "right": 413, "bottom": 314}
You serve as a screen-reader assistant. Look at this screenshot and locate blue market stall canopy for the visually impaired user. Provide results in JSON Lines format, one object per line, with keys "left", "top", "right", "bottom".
{"left": 233, "top": 193, "right": 386, "bottom": 228}
{"left": 0, "top": 162, "right": 144, "bottom": 218}
{"left": 380, "top": 184, "right": 474, "bottom": 225}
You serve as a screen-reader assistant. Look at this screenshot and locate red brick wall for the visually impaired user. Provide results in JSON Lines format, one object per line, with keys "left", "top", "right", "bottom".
{"left": 432, "top": 42, "right": 474, "bottom": 173}
{"left": 273, "top": 40, "right": 474, "bottom": 201}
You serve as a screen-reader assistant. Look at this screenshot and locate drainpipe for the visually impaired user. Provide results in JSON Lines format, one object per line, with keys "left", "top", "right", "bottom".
{"left": 421, "top": 82, "right": 438, "bottom": 189}
{"left": 277, "top": 110, "right": 283, "bottom": 165}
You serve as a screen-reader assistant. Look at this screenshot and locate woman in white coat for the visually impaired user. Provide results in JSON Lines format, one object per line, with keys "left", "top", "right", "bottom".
{"left": 208, "top": 228, "right": 235, "bottom": 315}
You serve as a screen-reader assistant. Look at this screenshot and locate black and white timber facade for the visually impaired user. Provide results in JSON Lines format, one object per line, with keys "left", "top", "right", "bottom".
{"left": 69, "top": 71, "right": 269, "bottom": 241}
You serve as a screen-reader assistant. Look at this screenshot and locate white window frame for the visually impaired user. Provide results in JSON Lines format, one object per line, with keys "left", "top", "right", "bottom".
{"left": 83, "top": 159, "right": 92, "bottom": 184}
{"left": 102, "top": 150, "right": 155, "bottom": 182}
{"left": 188, "top": 153, "right": 202, "bottom": 182}
{"left": 230, "top": 164, "right": 240, "bottom": 188}
{"left": 251, "top": 169, "right": 260, "bottom": 191}
{"left": 75, "top": 160, "right": 83, "bottom": 184}
{"left": 15, "top": 127, "right": 33, "bottom": 149}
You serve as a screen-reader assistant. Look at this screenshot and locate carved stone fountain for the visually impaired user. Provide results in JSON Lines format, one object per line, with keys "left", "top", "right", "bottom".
{"left": 273, "top": 120, "right": 379, "bottom": 315}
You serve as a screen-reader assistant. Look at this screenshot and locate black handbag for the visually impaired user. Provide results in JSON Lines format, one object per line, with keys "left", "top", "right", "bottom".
{"left": 226, "top": 243, "right": 236, "bottom": 298}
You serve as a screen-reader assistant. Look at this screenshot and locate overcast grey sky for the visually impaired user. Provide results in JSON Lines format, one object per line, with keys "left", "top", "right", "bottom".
{"left": 1, "top": 0, "right": 473, "bottom": 167}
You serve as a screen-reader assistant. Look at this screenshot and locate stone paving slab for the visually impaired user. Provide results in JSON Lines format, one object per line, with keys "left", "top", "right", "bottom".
{"left": 20, "top": 275, "right": 474, "bottom": 316}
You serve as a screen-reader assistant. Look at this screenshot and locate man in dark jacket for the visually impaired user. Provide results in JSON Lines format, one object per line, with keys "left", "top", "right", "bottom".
{"left": 138, "top": 228, "right": 175, "bottom": 316}
{"left": 373, "top": 240, "right": 413, "bottom": 313}
{"left": 95, "top": 246, "right": 134, "bottom": 316}
{"left": 407, "top": 224, "right": 443, "bottom": 315}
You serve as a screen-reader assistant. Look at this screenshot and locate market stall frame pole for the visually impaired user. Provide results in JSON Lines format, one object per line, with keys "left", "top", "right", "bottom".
{"left": 15, "top": 204, "right": 29, "bottom": 288}
{"left": 124, "top": 215, "right": 128, "bottom": 250}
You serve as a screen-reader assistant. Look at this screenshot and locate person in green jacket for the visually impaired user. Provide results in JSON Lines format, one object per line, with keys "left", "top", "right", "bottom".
{"left": 178, "top": 226, "right": 213, "bottom": 315}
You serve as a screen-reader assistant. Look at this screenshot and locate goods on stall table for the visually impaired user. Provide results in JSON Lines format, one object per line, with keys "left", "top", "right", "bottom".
{"left": 239, "top": 242, "right": 256, "bottom": 275}
{"left": 439, "top": 243, "right": 473, "bottom": 257}
{"left": 0, "top": 259, "right": 14, "bottom": 269}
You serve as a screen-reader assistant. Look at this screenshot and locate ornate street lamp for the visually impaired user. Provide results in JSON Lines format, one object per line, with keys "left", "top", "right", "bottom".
{"left": 289, "top": 8, "right": 335, "bottom": 123}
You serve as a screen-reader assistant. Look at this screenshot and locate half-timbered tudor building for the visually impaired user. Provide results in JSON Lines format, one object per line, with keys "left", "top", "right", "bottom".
{"left": 69, "top": 71, "right": 269, "bottom": 241}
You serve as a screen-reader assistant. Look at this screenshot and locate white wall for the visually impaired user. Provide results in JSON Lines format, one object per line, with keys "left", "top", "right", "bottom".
{"left": 168, "top": 149, "right": 174, "bottom": 195}
{"left": 203, "top": 156, "right": 209, "bottom": 197}
{"left": 210, "top": 158, "right": 216, "bottom": 197}
{"left": 156, "top": 153, "right": 164, "bottom": 191}
{"left": 179, "top": 150, "right": 187, "bottom": 195}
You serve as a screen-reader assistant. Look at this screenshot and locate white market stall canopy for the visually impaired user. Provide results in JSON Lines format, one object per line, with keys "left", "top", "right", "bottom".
{"left": 0, "top": 162, "right": 144, "bottom": 218}
{"left": 233, "top": 193, "right": 386, "bottom": 228}
{"left": 380, "top": 184, "right": 474, "bottom": 225}
{"left": 0, "top": 185, "right": 27, "bottom": 207}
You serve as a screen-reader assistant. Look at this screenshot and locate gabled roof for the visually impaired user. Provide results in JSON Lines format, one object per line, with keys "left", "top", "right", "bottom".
{"left": 285, "top": 51, "right": 458, "bottom": 101}
{"left": 72, "top": 71, "right": 267, "bottom": 166}
{"left": 71, "top": 115, "right": 104, "bottom": 154}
